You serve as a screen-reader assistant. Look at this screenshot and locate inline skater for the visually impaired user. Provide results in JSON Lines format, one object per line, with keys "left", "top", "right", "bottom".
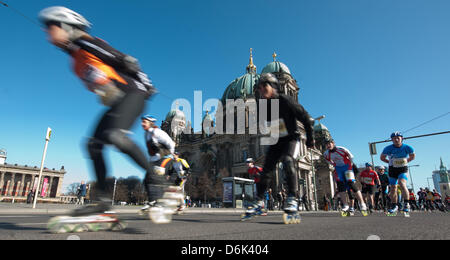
{"left": 380, "top": 132, "right": 415, "bottom": 216}
{"left": 408, "top": 189, "right": 418, "bottom": 211}
{"left": 140, "top": 115, "right": 178, "bottom": 220}
{"left": 359, "top": 163, "right": 380, "bottom": 213}
{"left": 417, "top": 188, "right": 427, "bottom": 211}
{"left": 245, "top": 158, "right": 267, "bottom": 215}
{"left": 323, "top": 138, "right": 368, "bottom": 216}
{"left": 171, "top": 151, "right": 191, "bottom": 213}
{"left": 242, "top": 73, "right": 315, "bottom": 224}
{"left": 39, "top": 6, "right": 155, "bottom": 217}
{"left": 375, "top": 166, "right": 390, "bottom": 211}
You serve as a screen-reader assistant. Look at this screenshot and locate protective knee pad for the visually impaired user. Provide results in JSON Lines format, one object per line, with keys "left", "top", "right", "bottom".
{"left": 348, "top": 182, "right": 359, "bottom": 193}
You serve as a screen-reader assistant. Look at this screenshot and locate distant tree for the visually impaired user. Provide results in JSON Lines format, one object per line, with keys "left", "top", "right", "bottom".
{"left": 66, "top": 182, "right": 80, "bottom": 196}
{"left": 114, "top": 182, "right": 129, "bottom": 203}
{"left": 196, "top": 172, "right": 214, "bottom": 202}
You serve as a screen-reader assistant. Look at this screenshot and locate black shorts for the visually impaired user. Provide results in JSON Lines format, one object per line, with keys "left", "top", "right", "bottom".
{"left": 336, "top": 180, "right": 359, "bottom": 193}
{"left": 388, "top": 166, "right": 408, "bottom": 180}
{"left": 362, "top": 185, "right": 376, "bottom": 195}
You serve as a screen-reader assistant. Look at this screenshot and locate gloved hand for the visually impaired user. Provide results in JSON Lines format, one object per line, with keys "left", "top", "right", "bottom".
{"left": 94, "top": 82, "right": 125, "bottom": 106}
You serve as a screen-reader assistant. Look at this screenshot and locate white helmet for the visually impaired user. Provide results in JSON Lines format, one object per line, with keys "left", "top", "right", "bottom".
{"left": 38, "top": 6, "right": 91, "bottom": 30}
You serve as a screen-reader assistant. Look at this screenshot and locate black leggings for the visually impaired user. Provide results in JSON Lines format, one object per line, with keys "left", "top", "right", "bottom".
{"left": 87, "top": 90, "right": 150, "bottom": 192}
{"left": 258, "top": 138, "right": 299, "bottom": 199}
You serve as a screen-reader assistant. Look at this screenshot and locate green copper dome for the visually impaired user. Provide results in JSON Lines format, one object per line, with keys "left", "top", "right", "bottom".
{"left": 261, "top": 61, "right": 291, "bottom": 75}
{"left": 221, "top": 48, "right": 261, "bottom": 104}
{"left": 221, "top": 73, "right": 260, "bottom": 103}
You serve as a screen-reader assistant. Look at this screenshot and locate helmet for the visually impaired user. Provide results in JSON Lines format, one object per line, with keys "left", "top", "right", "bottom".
{"left": 246, "top": 158, "right": 254, "bottom": 163}
{"left": 390, "top": 131, "right": 403, "bottom": 138}
{"left": 141, "top": 115, "right": 156, "bottom": 122}
{"left": 256, "top": 73, "right": 279, "bottom": 90}
{"left": 38, "top": 6, "right": 91, "bottom": 31}
{"left": 365, "top": 163, "right": 373, "bottom": 168}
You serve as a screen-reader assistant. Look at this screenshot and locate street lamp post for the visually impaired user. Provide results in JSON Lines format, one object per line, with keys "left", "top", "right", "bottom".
{"left": 33, "top": 127, "right": 52, "bottom": 209}
{"left": 408, "top": 165, "right": 419, "bottom": 193}
{"left": 310, "top": 115, "right": 325, "bottom": 211}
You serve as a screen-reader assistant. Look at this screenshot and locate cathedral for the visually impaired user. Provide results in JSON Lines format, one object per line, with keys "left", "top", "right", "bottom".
{"left": 161, "top": 50, "right": 336, "bottom": 209}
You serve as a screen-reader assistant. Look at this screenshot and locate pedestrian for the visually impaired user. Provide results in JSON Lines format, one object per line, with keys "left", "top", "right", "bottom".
{"left": 302, "top": 192, "right": 310, "bottom": 211}
{"left": 77, "top": 181, "right": 87, "bottom": 205}
{"left": 380, "top": 131, "right": 415, "bottom": 215}
{"left": 268, "top": 189, "right": 275, "bottom": 211}
{"left": 39, "top": 6, "right": 155, "bottom": 217}
{"left": 241, "top": 73, "right": 315, "bottom": 221}
{"left": 27, "top": 189, "right": 35, "bottom": 204}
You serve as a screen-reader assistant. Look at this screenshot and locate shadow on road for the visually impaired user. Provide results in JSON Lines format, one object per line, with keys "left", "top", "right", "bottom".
{"left": 0, "top": 222, "right": 46, "bottom": 232}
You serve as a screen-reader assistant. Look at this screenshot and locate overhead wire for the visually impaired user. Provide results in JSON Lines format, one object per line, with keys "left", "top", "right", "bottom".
{"left": 402, "top": 111, "right": 450, "bottom": 134}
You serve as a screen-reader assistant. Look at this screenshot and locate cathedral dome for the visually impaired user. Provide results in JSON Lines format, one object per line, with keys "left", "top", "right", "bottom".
{"left": 221, "top": 73, "right": 260, "bottom": 103}
{"left": 221, "top": 48, "right": 259, "bottom": 103}
{"left": 261, "top": 52, "right": 291, "bottom": 75}
{"left": 261, "top": 61, "right": 291, "bottom": 75}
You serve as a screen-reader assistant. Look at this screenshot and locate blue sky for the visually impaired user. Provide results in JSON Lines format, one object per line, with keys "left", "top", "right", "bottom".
{"left": 1, "top": 0, "right": 449, "bottom": 193}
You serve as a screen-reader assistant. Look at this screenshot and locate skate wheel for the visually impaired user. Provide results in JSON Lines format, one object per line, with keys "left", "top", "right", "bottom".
{"left": 111, "top": 221, "right": 127, "bottom": 231}
{"left": 149, "top": 209, "right": 172, "bottom": 224}
{"left": 241, "top": 213, "right": 251, "bottom": 221}
{"left": 73, "top": 224, "right": 89, "bottom": 233}
{"left": 282, "top": 213, "right": 290, "bottom": 224}
{"left": 283, "top": 213, "right": 300, "bottom": 224}
{"left": 361, "top": 211, "right": 369, "bottom": 217}
{"left": 47, "top": 217, "right": 73, "bottom": 234}
{"left": 340, "top": 211, "right": 349, "bottom": 217}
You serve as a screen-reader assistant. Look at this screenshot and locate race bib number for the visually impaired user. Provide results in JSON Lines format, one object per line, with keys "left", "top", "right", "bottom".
{"left": 345, "top": 170, "right": 355, "bottom": 181}
{"left": 393, "top": 158, "right": 407, "bottom": 168}
{"left": 362, "top": 177, "right": 373, "bottom": 185}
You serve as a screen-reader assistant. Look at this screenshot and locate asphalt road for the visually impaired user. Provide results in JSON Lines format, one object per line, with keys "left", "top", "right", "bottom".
{"left": 0, "top": 210, "right": 448, "bottom": 240}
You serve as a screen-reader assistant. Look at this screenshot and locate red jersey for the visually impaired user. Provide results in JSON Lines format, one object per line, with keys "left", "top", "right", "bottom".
{"left": 359, "top": 169, "right": 380, "bottom": 186}
{"left": 248, "top": 166, "right": 263, "bottom": 183}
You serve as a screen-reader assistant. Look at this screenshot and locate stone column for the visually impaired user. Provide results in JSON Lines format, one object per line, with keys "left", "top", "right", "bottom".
{"left": 48, "top": 176, "right": 54, "bottom": 198}
{"left": 56, "top": 177, "right": 63, "bottom": 197}
{"left": 20, "top": 174, "right": 26, "bottom": 196}
{"left": 0, "top": 172, "right": 4, "bottom": 195}
{"left": 9, "top": 173, "right": 16, "bottom": 196}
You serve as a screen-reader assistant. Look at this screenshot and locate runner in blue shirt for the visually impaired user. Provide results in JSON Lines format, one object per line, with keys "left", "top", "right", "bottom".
{"left": 380, "top": 132, "right": 416, "bottom": 215}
